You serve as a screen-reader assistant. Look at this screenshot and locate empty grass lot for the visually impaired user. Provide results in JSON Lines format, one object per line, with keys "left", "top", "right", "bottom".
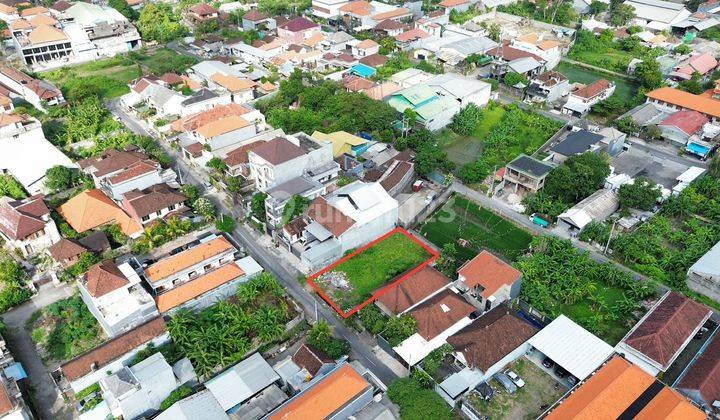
{"left": 468, "top": 358, "right": 565, "bottom": 420}
{"left": 318, "top": 232, "right": 431, "bottom": 310}
{"left": 438, "top": 105, "right": 506, "bottom": 166}
{"left": 557, "top": 286, "right": 629, "bottom": 345}
{"left": 420, "top": 195, "right": 533, "bottom": 262}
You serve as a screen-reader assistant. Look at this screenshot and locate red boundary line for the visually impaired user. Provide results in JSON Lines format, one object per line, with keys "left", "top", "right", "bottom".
{"left": 307, "top": 227, "right": 439, "bottom": 318}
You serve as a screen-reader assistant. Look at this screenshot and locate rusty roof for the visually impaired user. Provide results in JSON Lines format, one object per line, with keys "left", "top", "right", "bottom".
{"left": 377, "top": 265, "right": 450, "bottom": 315}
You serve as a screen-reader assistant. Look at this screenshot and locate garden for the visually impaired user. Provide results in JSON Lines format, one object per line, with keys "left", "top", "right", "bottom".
{"left": 567, "top": 29, "right": 663, "bottom": 74}
{"left": 610, "top": 174, "right": 720, "bottom": 307}
{"left": 0, "top": 256, "right": 33, "bottom": 313}
{"left": 518, "top": 236, "right": 658, "bottom": 344}
{"left": 167, "top": 273, "right": 299, "bottom": 377}
{"left": 444, "top": 102, "right": 563, "bottom": 184}
{"left": 387, "top": 374, "right": 454, "bottom": 420}
{"left": 420, "top": 194, "right": 533, "bottom": 263}
{"left": 29, "top": 295, "right": 106, "bottom": 363}
{"left": 310, "top": 231, "right": 432, "bottom": 314}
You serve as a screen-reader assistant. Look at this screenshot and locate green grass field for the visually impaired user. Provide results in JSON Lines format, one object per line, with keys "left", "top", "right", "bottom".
{"left": 420, "top": 195, "right": 533, "bottom": 262}
{"left": 557, "top": 285, "right": 629, "bottom": 345}
{"left": 438, "top": 106, "right": 506, "bottom": 166}
{"left": 319, "top": 233, "right": 431, "bottom": 310}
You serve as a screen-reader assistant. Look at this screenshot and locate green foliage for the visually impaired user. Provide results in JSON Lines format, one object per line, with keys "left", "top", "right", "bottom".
{"left": 382, "top": 315, "right": 417, "bottom": 346}
{"left": 76, "top": 383, "right": 101, "bottom": 400}
{"left": 359, "top": 305, "right": 387, "bottom": 335}
{"left": 60, "top": 97, "right": 121, "bottom": 145}
{"left": 44, "top": 166, "right": 84, "bottom": 192}
{"left": 569, "top": 30, "right": 661, "bottom": 74}
{"left": 307, "top": 320, "right": 350, "bottom": 359}
{"left": 673, "top": 43, "right": 692, "bottom": 55}
{"left": 544, "top": 152, "right": 611, "bottom": 205}
{"left": 260, "top": 72, "right": 397, "bottom": 138}
{"left": 450, "top": 104, "right": 483, "bottom": 136}
{"left": 589, "top": 0, "right": 608, "bottom": 14}
{"left": 449, "top": 7, "right": 479, "bottom": 24}
{"left": 168, "top": 273, "right": 293, "bottom": 377}
{"left": 138, "top": 3, "right": 188, "bottom": 42}
{"left": 181, "top": 184, "right": 200, "bottom": 203}
{"left": 614, "top": 116, "right": 640, "bottom": 134}
{"left": 634, "top": 57, "right": 664, "bottom": 90}
{"left": 0, "top": 175, "right": 27, "bottom": 200}
{"left": 0, "top": 258, "right": 31, "bottom": 313}
{"left": 422, "top": 343, "right": 453, "bottom": 377}
{"left": 579, "top": 220, "right": 611, "bottom": 244}
{"left": 65, "top": 252, "right": 102, "bottom": 279}
{"left": 215, "top": 214, "right": 236, "bottom": 233}
{"left": 32, "top": 295, "right": 104, "bottom": 361}
{"left": 193, "top": 197, "right": 216, "bottom": 221}
{"left": 282, "top": 195, "right": 310, "bottom": 225}
{"left": 618, "top": 176, "right": 661, "bottom": 210}
{"left": 387, "top": 377, "right": 453, "bottom": 420}
{"left": 160, "top": 386, "right": 193, "bottom": 410}
{"left": 519, "top": 236, "right": 656, "bottom": 343}
{"left": 250, "top": 192, "right": 268, "bottom": 223}
{"left": 504, "top": 71, "right": 529, "bottom": 87}
{"left": 258, "top": 0, "right": 310, "bottom": 15}
{"left": 457, "top": 160, "right": 490, "bottom": 184}
{"left": 195, "top": 19, "right": 219, "bottom": 36}
{"left": 678, "top": 72, "right": 704, "bottom": 94}
{"left": 108, "top": 0, "right": 136, "bottom": 19}
{"left": 206, "top": 157, "right": 228, "bottom": 174}
{"left": 591, "top": 94, "right": 626, "bottom": 117}
{"left": 104, "top": 224, "right": 128, "bottom": 248}
{"left": 133, "top": 217, "right": 194, "bottom": 253}
{"left": 498, "top": 0, "right": 578, "bottom": 25}
{"left": 225, "top": 176, "right": 243, "bottom": 193}
{"left": 435, "top": 243, "right": 459, "bottom": 278}
{"left": 610, "top": 3, "right": 636, "bottom": 26}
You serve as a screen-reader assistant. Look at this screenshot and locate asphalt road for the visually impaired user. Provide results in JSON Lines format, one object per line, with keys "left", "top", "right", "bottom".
{"left": 108, "top": 102, "right": 401, "bottom": 384}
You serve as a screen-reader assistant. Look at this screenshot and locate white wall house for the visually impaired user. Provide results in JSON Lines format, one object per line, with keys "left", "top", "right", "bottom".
{"left": 0, "top": 195, "right": 61, "bottom": 257}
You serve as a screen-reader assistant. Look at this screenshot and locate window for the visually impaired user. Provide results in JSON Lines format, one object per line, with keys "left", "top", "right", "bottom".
{"left": 141, "top": 215, "right": 150, "bottom": 222}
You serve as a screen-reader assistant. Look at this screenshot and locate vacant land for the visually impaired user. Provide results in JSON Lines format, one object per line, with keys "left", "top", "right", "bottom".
{"left": 44, "top": 48, "right": 197, "bottom": 100}
{"left": 315, "top": 232, "right": 431, "bottom": 311}
{"left": 30, "top": 295, "right": 106, "bottom": 363}
{"left": 468, "top": 358, "right": 565, "bottom": 420}
{"left": 420, "top": 195, "right": 533, "bottom": 262}
{"left": 438, "top": 105, "right": 506, "bottom": 166}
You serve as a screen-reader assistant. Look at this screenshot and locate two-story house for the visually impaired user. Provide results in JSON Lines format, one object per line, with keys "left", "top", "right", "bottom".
{"left": 248, "top": 134, "right": 339, "bottom": 192}
{"left": 142, "top": 233, "right": 263, "bottom": 313}
{"left": 121, "top": 184, "right": 187, "bottom": 226}
{"left": 525, "top": 70, "right": 570, "bottom": 104}
{"left": 277, "top": 17, "right": 320, "bottom": 44}
{"left": 78, "top": 148, "right": 175, "bottom": 201}
{"left": 502, "top": 154, "right": 554, "bottom": 195}
{"left": 0, "top": 194, "right": 60, "bottom": 257}
{"left": 77, "top": 259, "right": 159, "bottom": 337}
{"left": 562, "top": 79, "right": 616, "bottom": 117}
{"left": 456, "top": 250, "right": 522, "bottom": 312}
{"left": 0, "top": 65, "right": 65, "bottom": 111}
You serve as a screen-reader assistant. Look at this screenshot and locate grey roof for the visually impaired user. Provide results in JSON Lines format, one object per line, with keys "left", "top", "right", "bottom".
{"left": 551, "top": 130, "right": 604, "bottom": 157}
{"left": 689, "top": 241, "right": 720, "bottom": 277}
{"left": 228, "top": 384, "right": 287, "bottom": 420}
{"left": 181, "top": 88, "right": 218, "bottom": 106}
{"left": 425, "top": 73, "right": 491, "bottom": 100}
{"left": 621, "top": 102, "right": 669, "bottom": 126}
{"left": 173, "top": 357, "right": 197, "bottom": 385}
{"left": 100, "top": 367, "right": 137, "bottom": 397}
{"left": 325, "top": 31, "right": 355, "bottom": 44}
{"left": 266, "top": 176, "right": 323, "bottom": 202}
{"left": 507, "top": 154, "right": 553, "bottom": 177}
{"left": 155, "top": 390, "right": 229, "bottom": 420}
{"left": 442, "top": 36, "right": 497, "bottom": 56}
{"left": 508, "top": 57, "right": 543, "bottom": 74}
{"left": 78, "top": 231, "right": 110, "bottom": 252}
{"left": 147, "top": 84, "right": 180, "bottom": 108}
{"left": 205, "top": 353, "right": 281, "bottom": 411}
{"left": 192, "top": 61, "right": 243, "bottom": 79}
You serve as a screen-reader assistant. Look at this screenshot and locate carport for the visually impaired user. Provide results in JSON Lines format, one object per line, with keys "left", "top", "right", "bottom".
{"left": 528, "top": 315, "right": 614, "bottom": 382}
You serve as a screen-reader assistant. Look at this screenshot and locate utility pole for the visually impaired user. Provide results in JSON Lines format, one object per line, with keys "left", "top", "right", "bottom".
{"left": 604, "top": 219, "right": 617, "bottom": 254}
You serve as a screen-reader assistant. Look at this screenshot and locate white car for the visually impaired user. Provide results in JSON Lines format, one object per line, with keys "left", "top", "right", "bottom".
{"left": 506, "top": 370, "right": 525, "bottom": 388}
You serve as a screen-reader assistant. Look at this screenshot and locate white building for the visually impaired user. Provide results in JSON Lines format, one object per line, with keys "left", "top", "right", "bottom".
{"left": 0, "top": 194, "right": 61, "bottom": 257}
{"left": 0, "top": 66, "right": 65, "bottom": 111}
{"left": 562, "top": 79, "right": 616, "bottom": 117}
{"left": 77, "top": 260, "right": 159, "bottom": 338}
{"left": 311, "top": 0, "right": 351, "bottom": 19}
{"left": 624, "top": 0, "right": 691, "bottom": 31}
{"left": 687, "top": 241, "right": 720, "bottom": 302}
{"left": 248, "top": 134, "right": 339, "bottom": 192}
{"left": 295, "top": 181, "right": 398, "bottom": 269}
{"left": 11, "top": 2, "right": 141, "bottom": 69}
{"left": 0, "top": 114, "right": 75, "bottom": 194}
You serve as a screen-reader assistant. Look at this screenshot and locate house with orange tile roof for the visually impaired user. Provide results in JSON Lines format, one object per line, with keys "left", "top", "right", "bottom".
{"left": 616, "top": 291, "right": 712, "bottom": 376}
{"left": 141, "top": 233, "right": 263, "bottom": 313}
{"left": 340, "top": 0, "right": 412, "bottom": 31}
{"left": 0, "top": 65, "right": 65, "bottom": 111}
{"left": 0, "top": 194, "right": 61, "bottom": 257}
{"left": 439, "top": 0, "right": 472, "bottom": 13}
{"left": 646, "top": 86, "right": 720, "bottom": 122}
{"left": 456, "top": 250, "right": 522, "bottom": 312}
{"left": 562, "top": 79, "right": 616, "bottom": 117}
{"left": 544, "top": 356, "right": 705, "bottom": 420}
{"left": 78, "top": 148, "right": 176, "bottom": 201}
{"left": 77, "top": 259, "right": 159, "bottom": 337}
{"left": 57, "top": 189, "right": 143, "bottom": 238}
{"left": 267, "top": 362, "right": 374, "bottom": 420}
{"left": 511, "top": 32, "right": 563, "bottom": 69}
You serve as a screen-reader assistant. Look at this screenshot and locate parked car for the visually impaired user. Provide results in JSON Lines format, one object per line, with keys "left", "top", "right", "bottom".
{"left": 494, "top": 372, "right": 518, "bottom": 394}
{"left": 695, "top": 327, "right": 709, "bottom": 340}
{"left": 505, "top": 370, "right": 525, "bottom": 388}
{"left": 474, "top": 382, "right": 495, "bottom": 401}
{"left": 542, "top": 357, "right": 554, "bottom": 368}
{"left": 555, "top": 366, "right": 569, "bottom": 378}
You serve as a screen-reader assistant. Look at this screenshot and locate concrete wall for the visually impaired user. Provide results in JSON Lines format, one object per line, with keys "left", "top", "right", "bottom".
{"left": 104, "top": 171, "right": 164, "bottom": 201}
{"left": 687, "top": 272, "right": 720, "bottom": 303}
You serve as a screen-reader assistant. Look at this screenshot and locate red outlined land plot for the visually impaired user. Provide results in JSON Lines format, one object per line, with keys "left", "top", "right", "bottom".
{"left": 307, "top": 227, "right": 439, "bottom": 318}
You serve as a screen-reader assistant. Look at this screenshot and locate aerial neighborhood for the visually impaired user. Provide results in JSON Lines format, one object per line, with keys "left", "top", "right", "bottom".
{"left": 0, "top": 0, "right": 720, "bottom": 418}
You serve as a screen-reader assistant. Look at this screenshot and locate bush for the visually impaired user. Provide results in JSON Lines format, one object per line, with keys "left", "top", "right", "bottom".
{"left": 65, "top": 252, "right": 102, "bottom": 279}
{"left": 449, "top": 104, "right": 483, "bottom": 136}
{"left": 160, "top": 386, "right": 193, "bottom": 410}
{"left": 457, "top": 160, "right": 490, "bottom": 184}
{"left": 307, "top": 320, "right": 350, "bottom": 359}
{"left": 359, "top": 305, "right": 387, "bottom": 335}
{"left": 387, "top": 377, "right": 453, "bottom": 420}
{"left": 382, "top": 315, "right": 417, "bottom": 346}
{"left": 0, "top": 258, "right": 32, "bottom": 313}
{"left": 0, "top": 175, "right": 27, "bottom": 200}
{"left": 618, "top": 176, "right": 661, "bottom": 210}
{"left": 215, "top": 214, "right": 236, "bottom": 233}
{"left": 504, "top": 71, "right": 528, "bottom": 87}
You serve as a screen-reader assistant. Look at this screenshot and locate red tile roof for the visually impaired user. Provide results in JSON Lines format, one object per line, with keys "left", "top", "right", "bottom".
{"left": 188, "top": 3, "right": 217, "bottom": 16}
{"left": 243, "top": 9, "right": 267, "bottom": 21}
{"left": 279, "top": 17, "right": 318, "bottom": 32}
{"left": 572, "top": 79, "right": 611, "bottom": 99}
{"left": 457, "top": 250, "right": 522, "bottom": 299}
{"left": 677, "top": 334, "right": 720, "bottom": 406}
{"left": 85, "top": 260, "right": 129, "bottom": 298}
{"left": 0, "top": 382, "right": 13, "bottom": 416}
{"left": 0, "top": 195, "right": 49, "bottom": 241}
{"left": 410, "top": 290, "right": 475, "bottom": 341}
{"left": 250, "top": 137, "right": 306, "bottom": 165}
{"left": 306, "top": 197, "right": 355, "bottom": 237}
{"left": 624, "top": 291, "right": 711, "bottom": 368}
{"left": 659, "top": 110, "right": 709, "bottom": 135}
{"left": 343, "top": 74, "right": 375, "bottom": 92}
{"left": 292, "top": 343, "right": 334, "bottom": 376}
{"left": 487, "top": 40, "right": 543, "bottom": 62}
{"left": 123, "top": 184, "right": 186, "bottom": 219}
{"left": 447, "top": 304, "right": 538, "bottom": 371}
{"left": 61, "top": 317, "right": 167, "bottom": 381}
{"left": 223, "top": 141, "right": 263, "bottom": 167}
{"left": 377, "top": 266, "right": 450, "bottom": 315}
{"left": 48, "top": 238, "right": 87, "bottom": 263}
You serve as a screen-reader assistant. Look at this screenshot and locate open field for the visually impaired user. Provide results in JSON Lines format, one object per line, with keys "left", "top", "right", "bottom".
{"left": 44, "top": 48, "right": 197, "bottom": 100}
{"left": 557, "top": 285, "right": 631, "bottom": 345}
{"left": 468, "top": 357, "right": 566, "bottom": 420}
{"left": 438, "top": 105, "right": 506, "bottom": 166}
{"left": 420, "top": 194, "right": 533, "bottom": 262}
{"left": 310, "top": 229, "right": 435, "bottom": 315}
